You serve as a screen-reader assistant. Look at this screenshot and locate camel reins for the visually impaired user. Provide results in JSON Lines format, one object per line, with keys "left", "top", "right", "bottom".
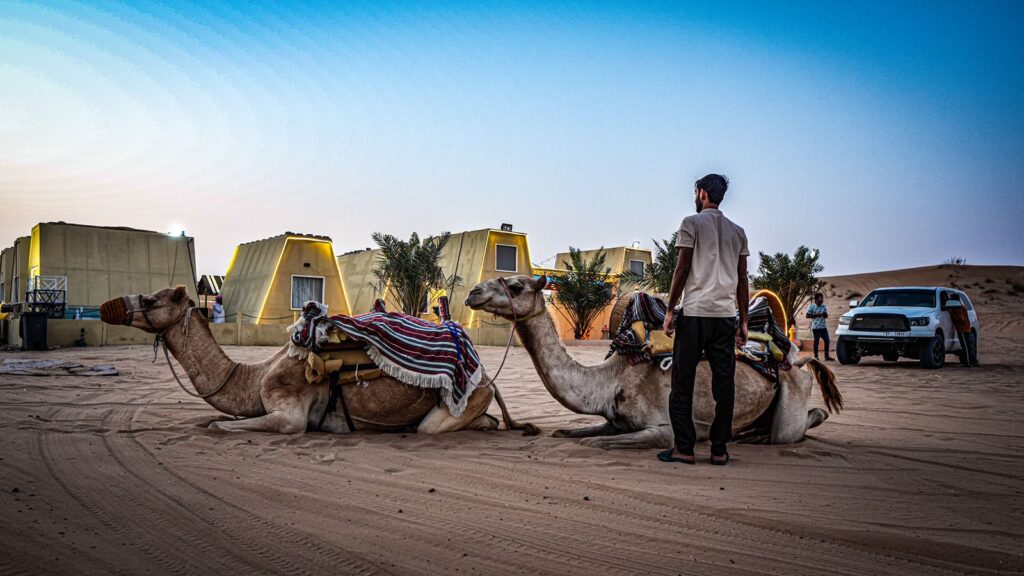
{"left": 484, "top": 277, "right": 545, "bottom": 388}
{"left": 121, "top": 295, "right": 239, "bottom": 399}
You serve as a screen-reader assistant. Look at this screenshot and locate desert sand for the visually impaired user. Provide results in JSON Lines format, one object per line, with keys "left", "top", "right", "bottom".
{"left": 1, "top": 265, "right": 1023, "bottom": 575}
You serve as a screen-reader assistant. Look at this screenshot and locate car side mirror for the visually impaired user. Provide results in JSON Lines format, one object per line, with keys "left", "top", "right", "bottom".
{"left": 849, "top": 300, "right": 859, "bottom": 308}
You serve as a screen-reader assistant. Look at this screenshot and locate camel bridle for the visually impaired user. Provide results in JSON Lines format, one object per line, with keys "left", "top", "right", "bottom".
{"left": 484, "top": 277, "right": 546, "bottom": 387}
{"left": 118, "top": 294, "right": 238, "bottom": 400}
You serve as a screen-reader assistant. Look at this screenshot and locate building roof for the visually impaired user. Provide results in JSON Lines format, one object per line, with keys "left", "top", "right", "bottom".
{"left": 40, "top": 221, "right": 161, "bottom": 234}
{"left": 237, "top": 232, "right": 332, "bottom": 247}
{"left": 197, "top": 275, "right": 225, "bottom": 295}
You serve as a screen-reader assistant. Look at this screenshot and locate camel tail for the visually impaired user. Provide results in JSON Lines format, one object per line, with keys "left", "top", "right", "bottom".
{"left": 799, "top": 357, "right": 843, "bottom": 414}
{"left": 491, "top": 383, "right": 541, "bottom": 436}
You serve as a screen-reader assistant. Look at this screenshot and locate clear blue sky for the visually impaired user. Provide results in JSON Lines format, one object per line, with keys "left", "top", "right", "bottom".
{"left": 2, "top": 0, "right": 1022, "bottom": 276}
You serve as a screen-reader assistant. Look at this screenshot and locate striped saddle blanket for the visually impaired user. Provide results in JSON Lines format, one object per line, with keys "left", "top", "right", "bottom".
{"left": 290, "top": 301, "right": 484, "bottom": 417}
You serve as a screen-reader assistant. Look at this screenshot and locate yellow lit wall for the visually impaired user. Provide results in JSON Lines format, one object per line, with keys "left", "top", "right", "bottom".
{"left": 221, "top": 235, "right": 348, "bottom": 325}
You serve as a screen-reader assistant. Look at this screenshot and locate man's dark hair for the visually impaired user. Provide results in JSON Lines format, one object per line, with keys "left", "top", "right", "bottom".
{"left": 814, "top": 292, "right": 824, "bottom": 299}
{"left": 695, "top": 174, "right": 729, "bottom": 204}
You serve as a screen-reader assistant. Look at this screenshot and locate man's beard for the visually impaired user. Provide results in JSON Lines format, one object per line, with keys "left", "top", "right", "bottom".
{"left": 695, "top": 196, "right": 703, "bottom": 213}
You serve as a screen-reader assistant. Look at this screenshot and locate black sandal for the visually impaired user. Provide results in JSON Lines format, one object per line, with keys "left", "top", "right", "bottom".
{"left": 710, "top": 453, "right": 731, "bottom": 466}
{"left": 657, "top": 449, "right": 695, "bottom": 464}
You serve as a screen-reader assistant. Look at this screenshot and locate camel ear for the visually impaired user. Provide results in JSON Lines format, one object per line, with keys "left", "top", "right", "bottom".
{"left": 532, "top": 275, "right": 548, "bottom": 291}
{"left": 171, "top": 285, "right": 188, "bottom": 302}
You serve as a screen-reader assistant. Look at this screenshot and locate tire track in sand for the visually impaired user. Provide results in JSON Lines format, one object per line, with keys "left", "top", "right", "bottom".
{"left": 108, "top": 409, "right": 388, "bottom": 576}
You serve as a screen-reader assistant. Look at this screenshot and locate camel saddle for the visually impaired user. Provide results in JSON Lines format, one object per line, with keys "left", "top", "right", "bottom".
{"left": 609, "top": 291, "right": 792, "bottom": 370}
{"left": 302, "top": 329, "right": 382, "bottom": 386}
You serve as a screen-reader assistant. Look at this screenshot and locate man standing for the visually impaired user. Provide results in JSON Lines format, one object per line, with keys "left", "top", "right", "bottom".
{"left": 948, "top": 293, "right": 978, "bottom": 367}
{"left": 658, "top": 174, "right": 749, "bottom": 466}
{"left": 212, "top": 294, "right": 225, "bottom": 324}
{"left": 806, "top": 293, "right": 833, "bottom": 361}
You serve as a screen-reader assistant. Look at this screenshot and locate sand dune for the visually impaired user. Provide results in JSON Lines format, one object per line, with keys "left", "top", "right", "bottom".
{"left": 813, "top": 264, "right": 1024, "bottom": 338}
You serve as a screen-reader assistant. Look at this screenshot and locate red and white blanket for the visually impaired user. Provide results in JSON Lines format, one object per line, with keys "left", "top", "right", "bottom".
{"left": 290, "top": 302, "right": 484, "bottom": 417}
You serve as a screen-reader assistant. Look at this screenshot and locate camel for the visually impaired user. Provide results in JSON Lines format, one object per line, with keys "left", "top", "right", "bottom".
{"left": 465, "top": 275, "right": 842, "bottom": 449}
{"left": 99, "top": 286, "right": 538, "bottom": 436}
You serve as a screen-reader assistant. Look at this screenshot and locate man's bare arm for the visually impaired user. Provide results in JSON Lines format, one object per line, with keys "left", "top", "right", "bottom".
{"left": 663, "top": 247, "right": 693, "bottom": 335}
{"left": 735, "top": 255, "right": 749, "bottom": 347}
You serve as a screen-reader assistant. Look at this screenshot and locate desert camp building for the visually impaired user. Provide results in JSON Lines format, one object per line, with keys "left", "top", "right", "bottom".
{"left": 337, "top": 227, "right": 534, "bottom": 346}
{"left": 1, "top": 236, "right": 31, "bottom": 308}
{"left": 4, "top": 223, "right": 197, "bottom": 318}
{"left": 0, "top": 245, "right": 15, "bottom": 304}
{"left": 219, "top": 233, "right": 349, "bottom": 324}
{"left": 549, "top": 245, "right": 653, "bottom": 340}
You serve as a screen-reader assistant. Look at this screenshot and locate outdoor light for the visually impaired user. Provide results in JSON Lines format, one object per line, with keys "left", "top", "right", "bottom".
{"left": 168, "top": 224, "right": 186, "bottom": 237}
{"left": 631, "top": 241, "right": 641, "bottom": 249}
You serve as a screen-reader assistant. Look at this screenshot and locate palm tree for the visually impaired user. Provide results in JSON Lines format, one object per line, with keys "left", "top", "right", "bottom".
{"left": 371, "top": 232, "right": 460, "bottom": 316}
{"left": 750, "top": 246, "right": 825, "bottom": 325}
{"left": 619, "top": 232, "right": 678, "bottom": 293}
{"left": 555, "top": 247, "right": 614, "bottom": 339}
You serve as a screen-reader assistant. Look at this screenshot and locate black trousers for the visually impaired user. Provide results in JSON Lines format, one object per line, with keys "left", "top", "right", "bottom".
{"left": 812, "top": 328, "right": 831, "bottom": 358}
{"left": 669, "top": 315, "right": 737, "bottom": 455}
{"left": 957, "top": 331, "right": 977, "bottom": 366}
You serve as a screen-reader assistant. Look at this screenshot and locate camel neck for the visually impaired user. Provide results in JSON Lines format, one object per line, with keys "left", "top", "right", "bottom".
{"left": 514, "top": 311, "right": 615, "bottom": 416}
{"left": 160, "top": 311, "right": 264, "bottom": 417}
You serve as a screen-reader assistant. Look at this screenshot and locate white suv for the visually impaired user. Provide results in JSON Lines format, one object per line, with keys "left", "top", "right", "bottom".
{"left": 835, "top": 287, "right": 979, "bottom": 369}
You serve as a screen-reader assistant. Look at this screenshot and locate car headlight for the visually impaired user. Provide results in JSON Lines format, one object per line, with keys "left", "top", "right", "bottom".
{"left": 908, "top": 317, "right": 930, "bottom": 327}
{"left": 839, "top": 316, "right": 852, "bottom": 326}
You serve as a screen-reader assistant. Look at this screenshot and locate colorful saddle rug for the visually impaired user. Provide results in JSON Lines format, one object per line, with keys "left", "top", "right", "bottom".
{"left": 290, "top": 301, "right": 483, "bottom": 417}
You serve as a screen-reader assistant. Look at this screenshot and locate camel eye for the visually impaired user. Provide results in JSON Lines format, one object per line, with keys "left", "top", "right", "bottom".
{"left": 142, "top": 296, "right": 157, "bottom": 308}
{"left": 509, "top": 283, "right": 524, "bottom": 294}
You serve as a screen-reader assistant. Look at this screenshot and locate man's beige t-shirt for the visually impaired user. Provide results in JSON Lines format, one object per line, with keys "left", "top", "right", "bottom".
{"left": 676, "top": 208, "right": 749, "bottom": 318}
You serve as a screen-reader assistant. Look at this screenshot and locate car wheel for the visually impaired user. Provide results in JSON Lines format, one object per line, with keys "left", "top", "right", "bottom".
{"left": 919, "top": 332, "right": 945, "bottom": 369}
{"left": 836, "top": 337, "right": 860, "bottom": 365}
{"left": 882, "top": 351, "right": 899, "bottom": 362}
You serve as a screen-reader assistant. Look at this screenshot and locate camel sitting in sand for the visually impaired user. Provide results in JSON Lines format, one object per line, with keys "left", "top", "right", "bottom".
{"left": 465, "top": 275, "right": 842, "bottom": 449}
{"left": 100, "top": 286, "right": 537, "bottom": 436}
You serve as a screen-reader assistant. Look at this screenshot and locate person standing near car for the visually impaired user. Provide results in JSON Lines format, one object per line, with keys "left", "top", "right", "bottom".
{"left": 948, "top": 293, "right": 978, "bottom": 367}
{"left": 658, "top": 174, "right": 749, "bottom": 466}
{"left": 806, "top": 292, "right": 833, "bottom": 361}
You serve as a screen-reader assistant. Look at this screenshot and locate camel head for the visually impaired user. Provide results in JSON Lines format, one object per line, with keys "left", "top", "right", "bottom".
{"left": 465, "top": 275, "right": 548, "bottom": 321}
{"left": 100, "top": 285, "right": 195, "bottom": 333}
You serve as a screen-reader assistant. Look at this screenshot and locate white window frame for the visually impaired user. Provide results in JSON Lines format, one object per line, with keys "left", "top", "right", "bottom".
{"left": 494, "top": 244, "right": 519, "bottom": 273}
{"left": 290, "top": 274, "right": 326, "bottom": 310}
{"left": 628, "top": 259, "right": 645, "bottom": 276}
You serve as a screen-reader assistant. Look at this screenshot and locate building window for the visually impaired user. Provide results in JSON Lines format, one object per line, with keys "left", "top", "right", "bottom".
{"left": 629, "top": 259, "right": 645, "bottom": 276}
{"left": 495, "top": 244, "right": 518, "bottom": 273}
{"left": 291, "top": 275, "right": 325, "bottom": 310}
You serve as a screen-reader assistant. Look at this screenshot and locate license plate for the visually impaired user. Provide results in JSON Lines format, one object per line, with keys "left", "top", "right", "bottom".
{"left": 882, "top": 331, "right": 910, "bottom": 337}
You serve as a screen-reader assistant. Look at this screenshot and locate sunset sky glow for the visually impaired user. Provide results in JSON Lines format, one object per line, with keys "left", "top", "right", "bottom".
{"left": 2, "top": 1, "right": 1022, "bottom": 276}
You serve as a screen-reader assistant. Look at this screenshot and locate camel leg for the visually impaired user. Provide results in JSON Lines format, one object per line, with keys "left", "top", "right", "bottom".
{"left": 417, "top": 385, "right": 495, "bottom": 434}
{"left": 580, "top": 426, "right": 673, "bottom": 450}
{"left": 465, "top": 414, "right": 500, "bottom": 431}
{"left": 807, "top": 407, "right": 829, "bottom": 430}
{"left": 209, "top": 407, "right": 308, "bottom": 434}
{"left": 552, "top": 421, "right": 618, "bottom": 438}
{"left": 210, "top": 385, "right": 315, "bottom": 434}
{"left": 770, "top": 371, "right": 814, "bottom": 444}
{"left": 491, "top": 383, "right": 541, "bottom": 436}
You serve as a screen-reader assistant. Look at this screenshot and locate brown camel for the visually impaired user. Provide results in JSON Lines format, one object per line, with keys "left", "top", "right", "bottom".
{"left": 465, "top": 275, "right": 842, "bottom": 449}
{"left": 100, "top": 286, "right": 537, "bottom": 436}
